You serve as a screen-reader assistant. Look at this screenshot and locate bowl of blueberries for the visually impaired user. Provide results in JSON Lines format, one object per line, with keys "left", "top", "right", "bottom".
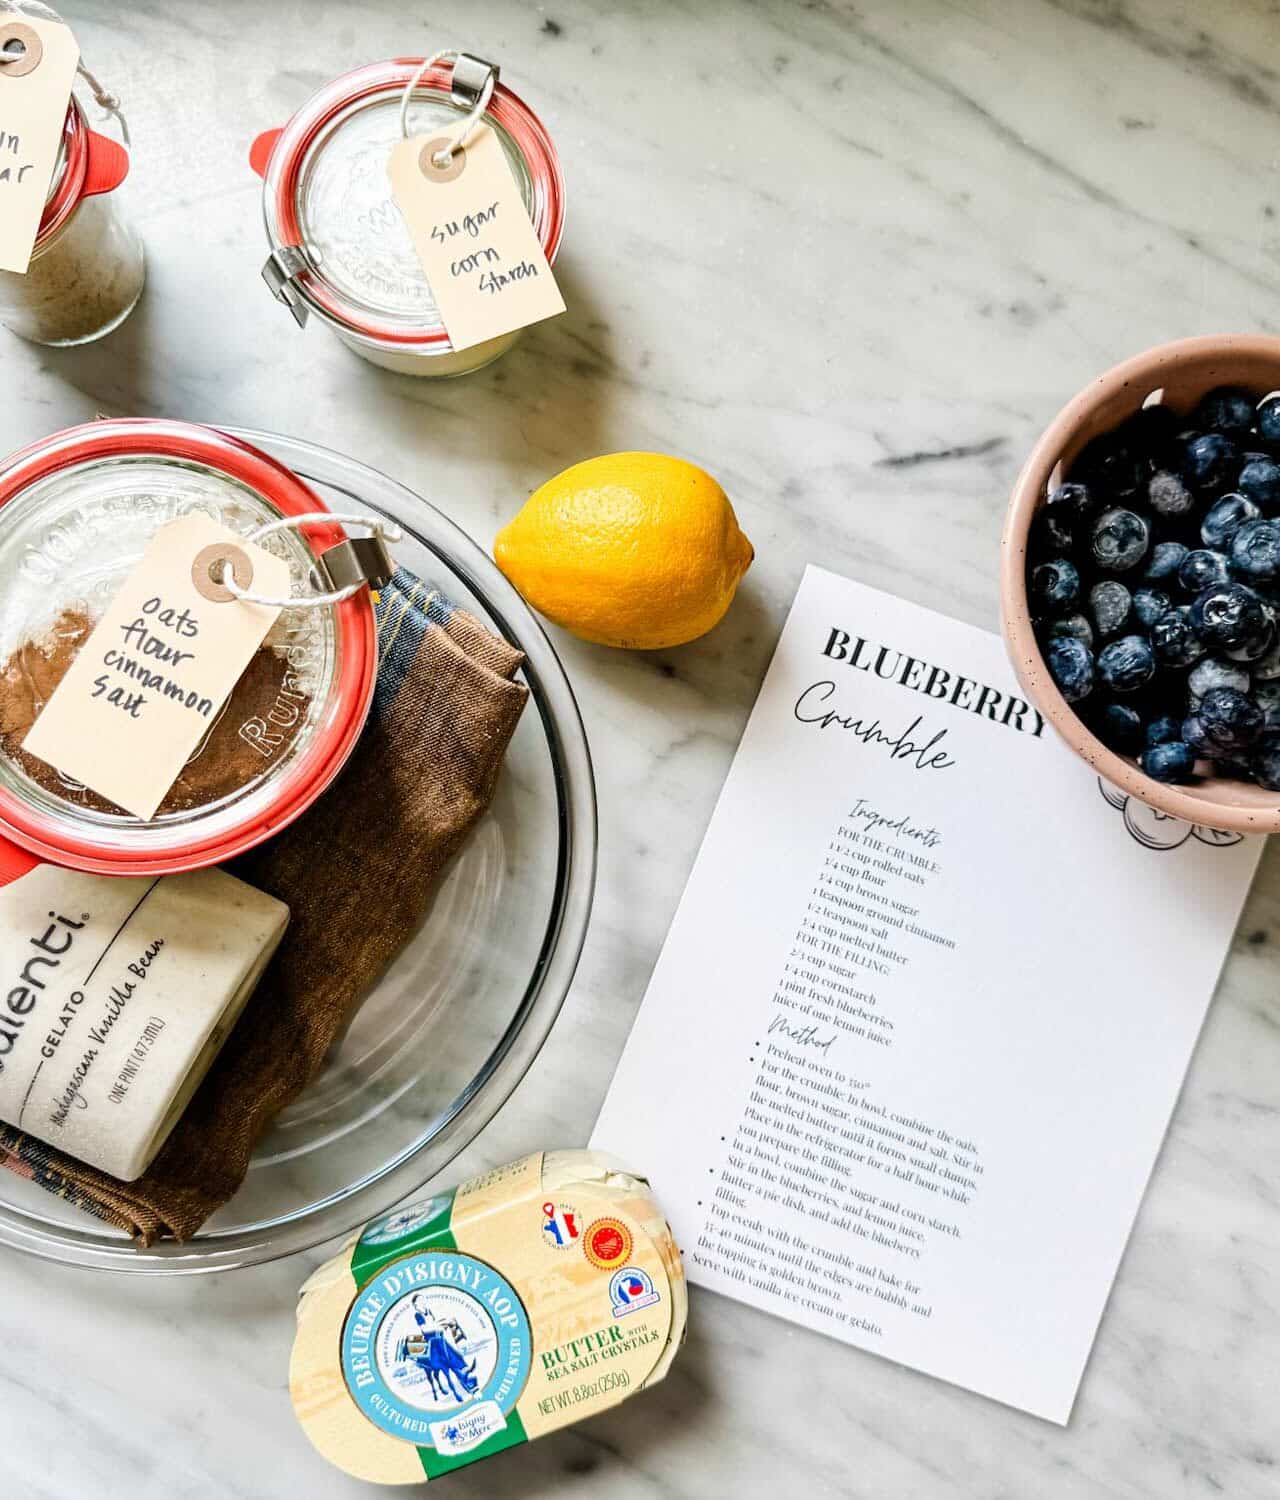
{"left": 1002, "top": 334, "right": 1280, "bottom": 834}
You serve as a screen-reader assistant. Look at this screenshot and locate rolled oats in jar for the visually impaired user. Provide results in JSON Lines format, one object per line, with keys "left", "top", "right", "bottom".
{"left": 251, "top": 53, "right": 565, "bottom": 378}
{"left": 0, "top": 1, "right": 144, "bottom": 346}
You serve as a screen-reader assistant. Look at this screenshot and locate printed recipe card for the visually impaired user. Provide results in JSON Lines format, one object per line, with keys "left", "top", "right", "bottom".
{"left": 592, "top": 565, "right": 1262, "bottom": 1423}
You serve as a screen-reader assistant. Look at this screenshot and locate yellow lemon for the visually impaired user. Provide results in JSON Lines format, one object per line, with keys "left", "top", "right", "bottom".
{"left": 494, "top": 453, "right": 754, "bottom": 650}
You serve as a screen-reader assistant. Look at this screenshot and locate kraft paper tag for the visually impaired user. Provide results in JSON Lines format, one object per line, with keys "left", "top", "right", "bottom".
{"left": 388, "top": 123, "right": 565, "bottom": 352}
{"left": 23, "top": 513, "right": 289, "bottom": 819}
{"left": 0, "top": 15, "right": 80, "bottom": 275}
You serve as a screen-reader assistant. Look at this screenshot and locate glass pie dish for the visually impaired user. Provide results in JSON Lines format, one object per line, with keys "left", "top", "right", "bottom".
{"left": 0, "top": 430, "right": 596, "bottom": 1273}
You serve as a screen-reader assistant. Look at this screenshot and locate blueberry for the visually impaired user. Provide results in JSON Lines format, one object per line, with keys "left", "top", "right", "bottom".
{"left": 1257, "top": 394, "right": 1280, "bottom": 444}
{"left": 1254, "top": 681, "right": 1280, "bottom": 726}
{"left": 1252, "top": 633, "right": 1280, "bottom": 681}
{"left": 1141, "top": 541, "right": 1188, "bottom": 585}
{"left": 1045, "top": 613, "right": 1094, "bottom": 648}
{"left": 1190, "top": 582, "right": 1267, "bottom": 649}
{"left": 1230, "top": 518, "right": 1280, "bottom": 582}
{"left": 1073, "top": 432, "right": 1145, "bottom": 499}
{"left": 1199, "top": 686, "right": 1264, "bottom": 750}
{"left": 1251, "top": 731, "right": 1280, "bottom": 790}
{"left": 1141, "top": 741, "right": 1197, "bottom": 783}
{"left": 1210, "top": 754, "right": 1252, "bottom": 779}
{"left": 1030, "top": 507, "right": 1075, "bottom": 558}
{"left": 1091, "top": 507, "right": 1150, "bottom": 572}
{"left": 1132, "top": 588, "right": 1170, "bottom": 629}
{"left": 1193, "top": 385, "right": 1257, "bottom": 435}
{"left": 1092, "top": 701, "right": 1144, "bottom": 753}
{"left": 1178, "top": 548, "right": 1230, "bottom": 593}
{"left": 1182, "top": 715, "right": 1213, "bottom": 754}
{"left": 1089, "top": 579, "right": 1132, "bottom": 638}
{"left": 1146, "top": 715, "right": 1182, "bottom": 747}
{"left": 1045, "top": 481, "right": 1094, "bottom": 526}
{"left": 1150, "top": 605, "right": 1207, "bottom": 667}
{"left": 1045, "top": 636, "right": 1094, "bottom": 703}
{"left": 1097, "top": 634, "right": 1155, "bottom": 693}
{"left": 1225, "top": 618, "right": 1277, "bottom": 663}
{"left": 1030, "top": 558, "right": 1081, "bottom": 614}
{"left": 1121, "top": 403, "right": 1180, "bottom": 458}
{"left": 1147, "top": 469, "right": 1195, "bottom": 517}
{"left": 1201, "top": 493, "right": 1261, "bottom": 548}
{"left": 1182, "top": 432, "right": 1240, "bottom": 494}
{"left": 1236, "top": 455, "right": 1280, "bottom": 512}
{"left": 1188, "top": 656, "right": 1251, "bottom": 700}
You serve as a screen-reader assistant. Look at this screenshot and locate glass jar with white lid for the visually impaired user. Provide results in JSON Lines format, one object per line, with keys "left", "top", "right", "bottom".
{"left": 0, "top": 0, "right": 144, "bottom": 346}
{"left": 252, "top": 53, "right": 566, "bottom": 377}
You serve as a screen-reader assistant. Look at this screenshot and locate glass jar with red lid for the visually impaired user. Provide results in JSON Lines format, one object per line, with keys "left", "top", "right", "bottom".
{"left": 251, "top": 53, "right": 566, "bottom": 377}
{"left": 0, "top": 419, "right": 379, "bottom": 875}
{"left": 0, "top": 4, "right": 143, "bottom": 347}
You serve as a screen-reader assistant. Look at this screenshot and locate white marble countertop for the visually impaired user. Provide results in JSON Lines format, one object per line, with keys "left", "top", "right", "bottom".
{"left": 3, "top": 1, "right": 1279, "bottom": 1495}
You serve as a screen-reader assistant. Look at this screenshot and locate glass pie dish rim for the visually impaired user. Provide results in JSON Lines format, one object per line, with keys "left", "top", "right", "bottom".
{"left": 0, "top": 427, "right": 597, "bottom": 1274}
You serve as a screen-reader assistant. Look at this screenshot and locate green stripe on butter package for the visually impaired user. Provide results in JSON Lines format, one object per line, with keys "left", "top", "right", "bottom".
{"left": 291, "top": 1150, "right": 687, "bottom": 1483}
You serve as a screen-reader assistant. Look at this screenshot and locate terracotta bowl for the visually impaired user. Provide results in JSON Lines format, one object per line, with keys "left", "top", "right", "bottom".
{"left": 1001, "top": 333, "right": 1280, "bottom": 835}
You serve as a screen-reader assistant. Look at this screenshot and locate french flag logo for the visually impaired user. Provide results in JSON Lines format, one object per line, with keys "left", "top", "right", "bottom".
{"left": 541, "top": 1201, "right": 580, "bottom": 1248}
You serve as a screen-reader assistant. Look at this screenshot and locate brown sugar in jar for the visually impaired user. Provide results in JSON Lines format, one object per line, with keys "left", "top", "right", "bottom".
{"left": 0, "top": 608, "right": 313, "bottom": 817}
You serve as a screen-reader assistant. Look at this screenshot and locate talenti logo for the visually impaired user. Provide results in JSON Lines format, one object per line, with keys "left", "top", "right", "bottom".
{"left": 0, "top": 909, "right": 87, "bottom": 1075}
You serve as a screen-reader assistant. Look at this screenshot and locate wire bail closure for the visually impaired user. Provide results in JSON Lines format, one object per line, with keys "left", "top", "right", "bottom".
{"left": 216, "top": 513, "right": 403, "bottom": 610}
{"left": 399, "top": 49, "right": 499, "bottom": 170}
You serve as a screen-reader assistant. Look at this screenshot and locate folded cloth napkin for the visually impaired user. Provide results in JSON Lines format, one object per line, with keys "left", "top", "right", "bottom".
{"left": 0, "top": 570, "right": 529, "bottom": 1243}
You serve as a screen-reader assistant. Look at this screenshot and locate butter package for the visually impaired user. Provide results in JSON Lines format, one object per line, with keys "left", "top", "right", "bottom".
{"left": 291, "top": 1150, "right": 687, "bottom": 1483}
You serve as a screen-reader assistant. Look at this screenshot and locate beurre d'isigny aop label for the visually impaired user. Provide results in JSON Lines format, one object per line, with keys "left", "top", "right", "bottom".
{"left": 388, "top": 123, "right": 565, "bottom": 352}
{"left": 23, "top": 514, "right": 289, "bottom": 819}
{"left": 593, "top": 565, "right": 1263, "bottom": 1424}
{"left": 0, "top": 14, "right": 80, "bottom": 274}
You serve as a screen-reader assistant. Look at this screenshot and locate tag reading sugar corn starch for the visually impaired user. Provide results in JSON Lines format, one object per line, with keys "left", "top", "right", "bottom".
{"left": 388, "top": 122, "right": 565, "bottom": 352}
{"left": 23, "top": 513, "right": 290, "bottom": 819}
{"left": 0, "top": 13, "right": 80, "bottom": 274}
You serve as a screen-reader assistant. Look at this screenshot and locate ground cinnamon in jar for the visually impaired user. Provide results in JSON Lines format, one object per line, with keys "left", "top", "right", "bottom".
{"left": 0, "top": 608, "right": 312, "bottom": 816}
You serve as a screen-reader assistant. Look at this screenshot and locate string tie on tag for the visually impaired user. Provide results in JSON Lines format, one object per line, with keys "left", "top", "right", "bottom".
{"left": 0, "top": 3, "right": 131, "bottom": 146}
{"left": 219, "top": 513, "right": 403, "bottom": 610}
{"left": 399, "top": 48, "right": 495, "bottom": 169}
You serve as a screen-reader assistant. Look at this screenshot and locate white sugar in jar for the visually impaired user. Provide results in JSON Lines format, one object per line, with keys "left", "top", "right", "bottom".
{"left": 0, "top": 4, "right": 144, "bottom": 346}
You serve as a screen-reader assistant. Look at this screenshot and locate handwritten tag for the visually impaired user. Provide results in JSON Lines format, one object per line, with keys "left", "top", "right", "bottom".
{"left": 0, "top": 15, "right": 80, "bottom": 274}
{"left": 388, "top": 123, "right": 565, "bottom": 352}
{"left": 23, "top": 514, "right": 290, "bottom": 819}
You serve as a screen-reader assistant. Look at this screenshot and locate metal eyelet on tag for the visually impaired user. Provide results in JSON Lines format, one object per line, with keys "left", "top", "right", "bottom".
{"left": 262, "top": 244, "right": 314, "bottom": 327}
{"left": 192, "top": 542, "right": 254, "bottom": 603}
{"left": 418, "top": 136, "right": 467, "bottom": 183}
{"left": 0, "top": 23, "right": 43, "bottom": 78}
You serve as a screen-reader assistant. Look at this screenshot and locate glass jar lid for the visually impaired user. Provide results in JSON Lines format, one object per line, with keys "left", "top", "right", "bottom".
{"left": 0, "top": 420, "right": 377, "bottom": 874}
{"left": 259, "top": 59, "right": 566, "bottom": 349}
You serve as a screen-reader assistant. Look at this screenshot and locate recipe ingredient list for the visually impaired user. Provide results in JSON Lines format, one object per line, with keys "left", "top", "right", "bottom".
{"left": 591, "top": 565, "right": 1262, "bottom": 1423}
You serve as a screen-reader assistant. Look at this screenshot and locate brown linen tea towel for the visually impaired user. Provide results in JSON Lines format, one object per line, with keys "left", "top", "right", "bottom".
{"left": 0, "top": 570, "right": 528, "bottom": 1242}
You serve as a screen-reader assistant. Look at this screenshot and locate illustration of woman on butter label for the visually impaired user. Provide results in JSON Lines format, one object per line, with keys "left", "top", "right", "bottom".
{"left": 398, "top": 1293, "right": 480, "bottom": 1405}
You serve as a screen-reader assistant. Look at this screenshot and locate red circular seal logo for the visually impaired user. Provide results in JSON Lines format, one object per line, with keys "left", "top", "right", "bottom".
{"left": 583, "top": 1216, "right": 633, "bottom": 1270}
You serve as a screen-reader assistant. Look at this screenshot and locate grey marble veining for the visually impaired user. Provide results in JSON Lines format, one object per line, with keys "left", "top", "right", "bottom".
{"left": 2, "top": 1, "right": 1279, "bottom": 1496}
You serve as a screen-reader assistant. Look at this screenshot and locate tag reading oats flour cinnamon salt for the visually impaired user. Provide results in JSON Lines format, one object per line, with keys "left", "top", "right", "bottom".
{"left": 0, "top": 14, "right": 80, "bottom": 274}
{"left": 388, "top": 123, "right": 565, "bottom": 352}
{"left": 23, "top": 514, "right": 289, "bottom": 819}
